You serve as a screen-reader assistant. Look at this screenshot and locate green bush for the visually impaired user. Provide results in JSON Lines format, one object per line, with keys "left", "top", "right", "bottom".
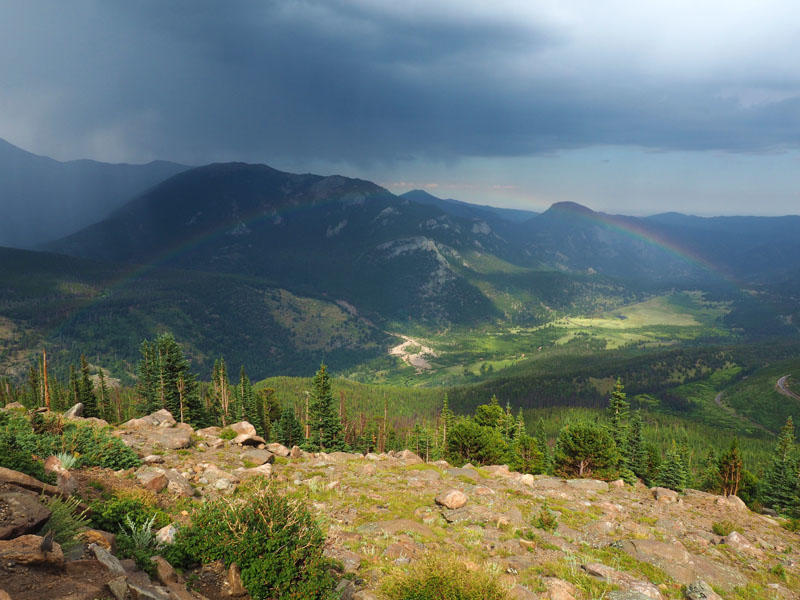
{"left": 219, "top": 427, "right": 236, "bottom": 440}
{"left": 0, "top": 412, "right": 54, "bottom": 482}
{"left": 89, "top": 491, "right": 169, "bottom": 533}
{"left": 164, "top": 479, "right": 336, "bottom": 600}
{"left": 381, "top": 556, "right": 510, "bottom": 600}
{"left": 712, "top": 520, "right": 736, "bottom": 536}
{"left": 39, "top": 495, "right": 90, "bottom": 552}
{"left": 58, "top": 422, "right": 140, "bottom": 470}
{"left": 534, "top": 506, "right": 558, "bottom": 532}
{"left": 554, "top": 421, "right": 620, "bottom": 480}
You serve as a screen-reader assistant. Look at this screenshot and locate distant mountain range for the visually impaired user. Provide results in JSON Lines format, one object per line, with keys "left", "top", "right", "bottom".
{"left": 2, "top": 142, "right": 800, "bottom": 378}
{"left": 0, "top": 137, "right": 187, "bottom": 248}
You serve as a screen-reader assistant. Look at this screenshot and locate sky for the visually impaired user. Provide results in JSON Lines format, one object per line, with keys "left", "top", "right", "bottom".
{"left": 2, "top": 0, "right": 800, "bottom": 216}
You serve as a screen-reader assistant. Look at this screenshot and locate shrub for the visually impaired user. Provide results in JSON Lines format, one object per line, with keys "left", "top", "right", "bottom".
{"left": 117, "top": 513, "right": 161, "bottom": 576}
{"left": 534, "top": 506, "right": 558, "bottom": 532}
{"left": 446, "top": 419, "right": 509, "bottom": 466}
{"left": 58, "top": 422, "right": 140, "bottom": 470}
{"left": 712, "top": 521, "right": 736, "bottom": 536}
{"left": 0, "top": 412, "right": 54, "bottom": 482}
{"left": 219, "top": 427, "right": 236, "bottom": 440}
{"left": 89, "top": 490, "right": 169, "bottom": 533}
{"left": 782, "top": 518, "right": 800, "bottom": 533}
{"left": 55, "top": 452, "right": 78, "bottom": 470}
{"left": 164, "top": 479, "right": 336, "bottom": 600}
{"left": 39, "top": 495, "right": 90, "bottom": 552}
{"left": 553, "top": 421, "right": 620, "bottom": 480}
{"left": 382, "top": 556, "right": 510, "bottom": 600}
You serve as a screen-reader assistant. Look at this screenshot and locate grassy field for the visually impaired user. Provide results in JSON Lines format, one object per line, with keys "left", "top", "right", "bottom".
{"left": 345, "top": 291, "right": 734, "bottom": 387}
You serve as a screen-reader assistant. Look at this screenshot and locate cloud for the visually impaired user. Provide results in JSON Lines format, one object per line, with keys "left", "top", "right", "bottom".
{"left": 1, "top": 0, "right": 800, "bottom": 167}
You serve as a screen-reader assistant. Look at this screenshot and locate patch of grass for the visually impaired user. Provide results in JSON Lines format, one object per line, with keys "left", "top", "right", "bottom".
{"left": 219, "top": 428, "right": 236, "bottom": 440}
{"left": 382, "top": 555, "right": 511, "bottom": 600}
{"left": 712, "top": 520, "right": 737, "bottom": 536}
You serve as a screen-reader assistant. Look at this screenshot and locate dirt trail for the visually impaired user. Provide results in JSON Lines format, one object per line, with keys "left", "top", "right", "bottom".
{"left": 713, "top": 391, "right": 772, "bottom": 434}
{"left": 776, "top": 375, "right": 800, "bottom": 401}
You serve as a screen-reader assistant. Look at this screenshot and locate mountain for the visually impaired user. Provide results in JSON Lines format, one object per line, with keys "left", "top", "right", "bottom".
{"left": 0, "top": 246, "right": 388, "bottom": 379}
{"left": 0, "top": 137, "right": 187, "bottom": 248}
{"left": 400, "top": 189, "right": 537, "bottom": 223}
{"left": 47, "top": 162, "right": 528, "bottom": 325}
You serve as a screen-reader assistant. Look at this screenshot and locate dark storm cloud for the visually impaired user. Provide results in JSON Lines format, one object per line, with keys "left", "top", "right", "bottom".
{"left": 2, "top": 0, "right": 800, "bottom": 164}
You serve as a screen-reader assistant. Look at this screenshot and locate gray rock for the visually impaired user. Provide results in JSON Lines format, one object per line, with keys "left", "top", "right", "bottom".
{"left": 565, "top": 478, "right": 609, "bottom": 492}
{"left": 684, "top": 580, "right": 724, "bottom": 600}
{"left": 90, "top": 542, "right": 126, "bottom": 574}
{"left": 266, "top": 442, "right": 290, "bottom": 457}
{"left": 241, "top": 448, "right": 274, "bottom": 466}
{"left": 336, "top": 579, "right": 358, "bottom": 600}
{"left": 227, "top": 562, "right": 247, "bottom": 596}
{"left": 64, "top": 402, "right": 84, "bottom": 418}
{"left": 106, "top": 575, "right": 128, "bottom": 600}
{"left": 651, "top": 487, "right": 680, "bottom": 503}
{"left": 0, "top": 487, "right": 51, "bottom": 539}
{"left": 164, "top": 469, "right": 195, "bottom": 497}
{"left": 155, "top": 524, "right": 177, "bottom": 545}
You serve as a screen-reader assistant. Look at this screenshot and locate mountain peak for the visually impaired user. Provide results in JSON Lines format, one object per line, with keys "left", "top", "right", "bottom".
{"left": 545, "top": 201, "right": 595, "bottom": 216}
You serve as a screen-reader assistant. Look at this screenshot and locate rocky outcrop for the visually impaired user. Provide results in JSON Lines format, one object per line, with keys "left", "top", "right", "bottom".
{"left": 0, "top": 534, "right": 64, "bottom": 568}
{"left": 0, "top": 488, "right": 51, "bottom": 539}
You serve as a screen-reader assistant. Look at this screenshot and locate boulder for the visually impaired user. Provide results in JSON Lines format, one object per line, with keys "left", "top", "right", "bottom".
{"left": 266, "top": 442, "right": 290, "bottom": 457}
{"left": 124, "top": 409, "right": 176, "bottom": 429}
{"left": 64, "top": 402, "right": 84, "bottom": 418}
{"left": 651, "top": 487, "right": 680, "bottom": 503}
{"left": 581, "top": 563, "right": 662, "bottom": 599}
{"left": 715, "top": 495, "right": 747, "bottom": 511}
{"left": 0, "top": 534, "right": 64, "bottom": 568}
{"left": 239, "top": 463, "right": 273, "bottom": 478}
{"left": 196, "top": 426, "right": 222, "bottom": 438}
{"left": 565, "top": 479, "right": 608, "bottom": 492}
{"left": 81, "top": 529, "right": 116, "bottom": 551}
{"left": 164, "top": 469, "right": 195, "bottom": 497}
{"left": 610, "top": 478, "right": 626, "bottom": 488}
{"left": 232, "top": 433, "right": 267, "bottom": 446}
{"left": 396, "top": 449, "right": 423, "bottom": 464}
{"left": 90, "top": 542, "right": 126, "bottom": 574}
{"left": 136, "top": 467, "right": 168, "bottom": 493}
{"left": 435, "top": 489, "right": 468, "bottom": 510}
{"left": 106, "top": 576, "right": 129, "bottom": 600}
{"left": 0, "top": 487, "right": 51, "bottom": 539}
{"left": 229, "top": 421, "right": 257, "bottom": 437}
{"left": 2, "top": 401, "right": 26, "bottom": 411}
{"left": 544, "top": 577, "right": 577, "bottom": 600}
{"left": 43, "top": 455, "right": 78, "bottom": 495}
{"left": 0, "top": 466, "right": 62, "bottom": 497}
{"left": 240, "top": 448, "right": 275, "bottom": 466}
{"left": 290, "top": 445, "right": 304, "bottom": 458}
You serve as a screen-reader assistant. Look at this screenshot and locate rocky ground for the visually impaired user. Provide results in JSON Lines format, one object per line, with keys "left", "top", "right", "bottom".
{"left": 1, "top": 405, "right": 798, "bottom": 599}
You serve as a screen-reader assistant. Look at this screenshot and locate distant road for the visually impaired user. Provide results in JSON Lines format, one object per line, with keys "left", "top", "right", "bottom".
{"left": 776, "top": 375, "right": 800, "bottom": 401}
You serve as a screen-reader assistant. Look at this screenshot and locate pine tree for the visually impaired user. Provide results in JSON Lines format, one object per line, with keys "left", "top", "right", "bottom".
{"left": 656, "top": 440, "right": 688, "bottom": 492}
{"left": 607, "top": 378, "right": 630, "bottom": 452}
{"left": 238, "top": 366, "right": 258, "bottom": 430}
{"left": 307, "top": 363, "right": 342, "bottom": 451}
{"left": 761, "top": 416, "right": 800, "bottom": 515}
{"left": 137, "top": 340, "right": 159, "bottom": 414}
{"left": 627, "top": 410, "right": 648, "bottom": 482}
{"left": 440, "top": 393, "right": 454, "bottom": 449}
{"left": 211, "top": 358, "right": 232, "bottom": 426}
{"left": 78, "top": 355, "right": 98, "bottom": 417}
{"left": 277, "top": 406, "right": 304, "bottom": 448}
{"left": 96, "top": 369, "right": 110, "bottom": 422}
{"left": 719, "top": 438, "right": 743, "bottom": 497}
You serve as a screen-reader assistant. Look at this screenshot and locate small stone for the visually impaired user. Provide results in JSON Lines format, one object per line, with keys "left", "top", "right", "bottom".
{"left": 336, "top": 579, "right": 358, "bottom": 600}
{"left": 684, "top": 580, "right": 724, "bottom": 600}
{"left": 143, "top": 455, "right": 165, "bottom": 464}
{"left": 156, "top": 524, "right": 177, "bottom": 545}
{"left": 519, "top": 474, "right": 535, "bottom": 487}
{"left": 136, "top": 467, "right": 168, "bottom": 493}
{"left": 215, "top": 478, "right": 232, "bottom": 490}
{"left": 435, "top": 489, "right": 468, "bottom": 510}
{"left": 610, "top": 478, "right": 625, "bottom": 488}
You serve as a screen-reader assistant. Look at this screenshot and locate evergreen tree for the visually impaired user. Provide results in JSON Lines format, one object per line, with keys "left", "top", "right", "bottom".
{"left": 719, "top": 438, "right": 743, "bottom": 497}
{"left": 607, "top": 378, "right": 630, "bottom": 455}
{"left": 256, "top": 388, "right": 281, "bottom": 441}
{"left": 474, "top": 395, "right": 504, "bottom": 428}
{"left": 510, "top": 433, "right": 547, "bottom": 475}
{"left": 211, "top": 358, "right": 232, "bottom": 426}
{"left": 439, "top": 393, "right": 454, "bottom": 449}
{"left": 238, "top": 366, "right": 258, "bottom": 430}
{"left": 627, "top": 410, "right": 648, "bottom": 482}
{"left": 277, "top": 407, "right": 304, "bottom": 448}
{"left": 78, "top": 355, "right": 98, "bottom": 417}
{"left": 307, "top": 363, "right": 342, "bottom": 451}
{"left": 137, "top": 340, "right": 159, "bottom": 414}
{"left": 656, "top": 440, "right": 688, "bottom": 492}
{"left": 96, "top": 368, "right": 110, "bottom": 422}
{"left": 554, "top": 422, "right": 620, "bottom": 479}
{"left": 761, "top": 416, "right": 800, "bottom": 515}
